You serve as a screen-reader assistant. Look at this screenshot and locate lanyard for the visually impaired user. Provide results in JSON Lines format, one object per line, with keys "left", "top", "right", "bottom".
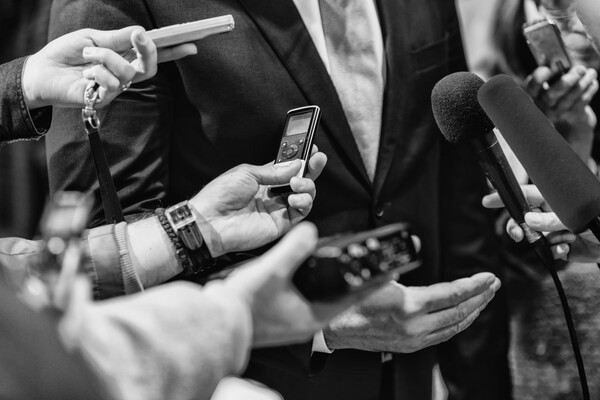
{"left": 81, "top": 82, "right": 124, "bottom": 223}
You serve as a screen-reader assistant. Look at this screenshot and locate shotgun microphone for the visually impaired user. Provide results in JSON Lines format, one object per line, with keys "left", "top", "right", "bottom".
{"left": 478, "top": 74, "right": 600, "bottom": 240}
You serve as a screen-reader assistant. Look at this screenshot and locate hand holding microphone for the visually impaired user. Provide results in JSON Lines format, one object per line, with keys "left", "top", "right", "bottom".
{"left": 431, "top": 71, "right": 555, "bottom": 270}
{"left": 483, "top": 185, "right": 600, "bottom": 262}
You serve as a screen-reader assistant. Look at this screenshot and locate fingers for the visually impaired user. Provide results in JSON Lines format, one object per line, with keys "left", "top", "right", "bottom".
{"left": 82, "top": 46, "right": 137, "bottom": 84}
{"left": 259, "top": 222, "right": 318, "bottom": 276}
{"left": 422, "top": 276, "right": 500, "bottom": 332}
{"left": 288, "top": 177, "right": 315, "bottom": 214}
{"left": 130, "top": 29, "right": 158, "bottom": 81}
{"left": 481, "top": 192, "right": 503, "bottom": 208}
{"left": 418, "top": 272, "right": 497, "bottom": 312}
{"left": 543, "top": 66, "right": 586, "bottom": 109}
{"left": 526, "top": 66, "right": 554, "bottom": 99}
{"left": 482, "top": 184, "right": 545, "bottom": 209}
{"left": 422, "top": 292, "right": 492, "bottom": 347}
{"left": 82, "top": 64, "right": 122, "bottom": 93}
{"left": 245, "top": 161, "right": 302, "bottom": 185}
{"left": 157, "top": 43, "right": 198, "bottom": 63}
{"left": 551, "top": 67, "right": 597, "bottom": 112}
{"left": 524, "top": 211, "right": 566, "bottom": 232}
{"left": 506, "top": 218, "right": 524, "bottom": 242}
{"left": 304, "top": 149, "right": 328, "bottom": 181}
{"left": 88, "top": 26, "right": 142, "bottom": 53}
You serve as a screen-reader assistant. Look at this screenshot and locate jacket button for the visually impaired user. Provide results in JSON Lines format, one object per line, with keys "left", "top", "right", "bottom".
{"left": 375, "top": 205, "right": 385, "bottom": 218}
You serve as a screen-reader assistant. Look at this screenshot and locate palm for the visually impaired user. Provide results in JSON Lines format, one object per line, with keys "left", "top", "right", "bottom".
{"left": 192, "top": 167, "right": 303, "bottom": 254}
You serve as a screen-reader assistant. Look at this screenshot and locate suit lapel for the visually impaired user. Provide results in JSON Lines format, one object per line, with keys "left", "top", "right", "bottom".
{"left": 373, "top": 0, "right": 413, "bottom": 196}
{"left": 238, "top": 0, "right": 372, "bottom": 190}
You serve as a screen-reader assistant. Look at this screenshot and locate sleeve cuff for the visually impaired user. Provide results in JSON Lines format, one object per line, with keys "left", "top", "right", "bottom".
{"left": 311, "top": 330, "right": 333, "bottom": 354}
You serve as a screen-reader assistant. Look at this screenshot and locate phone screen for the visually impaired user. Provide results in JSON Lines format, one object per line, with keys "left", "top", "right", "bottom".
{"left": 285, "top": 111, "right": 313, "bottom": 136}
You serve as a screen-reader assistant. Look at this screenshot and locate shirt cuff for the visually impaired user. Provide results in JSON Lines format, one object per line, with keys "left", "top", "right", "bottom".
{"left": 311, "top": 330, "right": 333, "bottom": 354}
{"left": 114, "top": 222, "right": 144, "bottom": 295}
{"left": 85, "top": 222, "right": 143, "bottom": 300}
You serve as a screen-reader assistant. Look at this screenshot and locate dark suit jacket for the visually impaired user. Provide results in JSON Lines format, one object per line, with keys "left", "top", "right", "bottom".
{"left": 47, "top": 1, "right": 511, "bottom": 399}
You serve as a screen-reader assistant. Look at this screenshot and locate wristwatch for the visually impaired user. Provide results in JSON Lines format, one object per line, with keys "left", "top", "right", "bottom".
{"left": 165, "top": 200, "right": 214, "bottom": 275}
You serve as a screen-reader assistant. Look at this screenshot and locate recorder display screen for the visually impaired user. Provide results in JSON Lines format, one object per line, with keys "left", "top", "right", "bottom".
{"left": 285, "top": 112, "right": 312, "bottom": 136}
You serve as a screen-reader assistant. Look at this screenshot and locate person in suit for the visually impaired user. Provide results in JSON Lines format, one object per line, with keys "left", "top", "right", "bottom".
{"left": 47, "top": 1, "right": 508, "bottom": 399}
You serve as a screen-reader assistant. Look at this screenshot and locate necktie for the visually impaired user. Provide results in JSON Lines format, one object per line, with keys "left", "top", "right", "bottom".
{"left": 319, "top": 0, "right": 384, "bottom": 181}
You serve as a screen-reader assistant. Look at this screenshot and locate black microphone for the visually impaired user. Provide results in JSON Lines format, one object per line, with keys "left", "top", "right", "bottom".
{"left": 477, "top": 73, "right": 593, "bottom": 400}
{"left": 478, "top": 74, "right": 600, "bottom": 239}
{"left": 431, "top": 71, "right": 554, "bottom": 268}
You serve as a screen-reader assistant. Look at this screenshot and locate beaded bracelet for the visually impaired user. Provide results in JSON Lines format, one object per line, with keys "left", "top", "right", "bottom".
{"left": 156, "top": 207, "right": 195, "bottom": 275}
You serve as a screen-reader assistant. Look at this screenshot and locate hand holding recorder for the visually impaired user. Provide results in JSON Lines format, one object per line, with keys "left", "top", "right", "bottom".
{"left": 188, "top": 147, "right": 327, "bottom": 257}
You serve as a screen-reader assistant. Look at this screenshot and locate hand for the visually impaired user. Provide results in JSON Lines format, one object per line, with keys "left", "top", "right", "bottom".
{"left": 190, "top": 148, "right": 327, "bottom": 257}
{"left": 322, "top": 272, "right": 500, "bottom": 353}
{"left": 224, "top": 222, "right": 373, "bottom": 347}
{"left": 575, "top": 0, "right": 600, "bottom": 53}
{"left": 482, "top": 184, "right": 600, "bottom": 262}
{"left": 22, "top": 26, "right": 197, "bottom": 110}
{"left": 525, "top": 65, "right": 598, "bottom": 160}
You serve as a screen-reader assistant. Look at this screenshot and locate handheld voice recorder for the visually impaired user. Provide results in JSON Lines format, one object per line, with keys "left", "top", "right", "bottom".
{"left": 292, "top": 223, "right": 421, "bottom": 302}
{"left": 269, "top": 105, "right": 321, "bottom": 195}
{"left": 523, "top": 19, "right": 572, "bottom": 80}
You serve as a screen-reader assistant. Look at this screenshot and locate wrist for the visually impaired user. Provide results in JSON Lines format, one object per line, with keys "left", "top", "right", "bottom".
{"left": 188, "top": 198, "right": 225, "bottom": 257}
{"left": 21, "top": 55, "right": 45, "bottom": 110}
{"left": 127, "top": 217, "right": 182, "bottom": 287}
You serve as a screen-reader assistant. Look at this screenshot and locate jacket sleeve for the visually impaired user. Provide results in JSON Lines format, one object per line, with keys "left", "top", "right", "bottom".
{"left": 71, "top": 281, "right": 253, "bottom": 400}
{"left": 47, "top": 0, "right": 178, "bottom": 227}
{"left": 0, "top": 57, "right": 51, "bottom": 146}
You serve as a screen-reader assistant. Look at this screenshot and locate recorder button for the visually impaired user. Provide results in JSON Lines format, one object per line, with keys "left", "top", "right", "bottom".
{"left": 283, "top": 145, "right": 299, "bottom": 159}
{"left": 281, "top": 142, "right": 288, "bottom": 147}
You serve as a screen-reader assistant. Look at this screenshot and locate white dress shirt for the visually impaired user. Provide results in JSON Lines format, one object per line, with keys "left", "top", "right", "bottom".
{"left": 291, "top": 0, "right": 385, "bottom": 354}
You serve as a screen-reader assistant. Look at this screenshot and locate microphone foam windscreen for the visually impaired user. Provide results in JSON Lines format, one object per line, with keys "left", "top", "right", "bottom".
{"left": 478, "top": 74, "right": 600, "bottom": 233}
{"left": 431, "top": 71, "right": 495, "bottom": 144}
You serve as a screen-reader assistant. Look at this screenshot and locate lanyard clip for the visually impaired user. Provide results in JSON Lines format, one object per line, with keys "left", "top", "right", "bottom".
{"left": 82, "top": 81, "right": 101, "bottom": 130}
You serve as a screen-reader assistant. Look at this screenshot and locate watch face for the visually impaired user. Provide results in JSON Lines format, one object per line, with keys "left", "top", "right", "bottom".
{"left": 166, "top": 202, "right": 203, "bottom": 250}
{"left": 167, "top": 203, "right": 194, "bottom": 227}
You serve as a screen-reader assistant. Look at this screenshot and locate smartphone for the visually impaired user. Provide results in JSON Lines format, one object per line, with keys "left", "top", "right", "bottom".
{"left": 292, "top": 223, "right": 421, "bottom": 302}
{"left": 523, "top": 19, "right": 572, "bottom": 79}
{"left": 269, "top": 105, "right": 321, "bottom": 195}
{"left": 146, "top": 15, "right": 235, "bottom": 48}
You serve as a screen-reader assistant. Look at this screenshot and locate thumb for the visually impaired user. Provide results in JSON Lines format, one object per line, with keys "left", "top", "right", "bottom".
{"left": 130, "top": 28, "right": 157, "bottom": 79}
{"left": 243, "top": 160, "right": 302, "bottom": 186}
{"left": 260, "top": 222, "right": 318, "bottom": 277}
{"left": 89, "top": 26, "right": 142, "bottom": 52}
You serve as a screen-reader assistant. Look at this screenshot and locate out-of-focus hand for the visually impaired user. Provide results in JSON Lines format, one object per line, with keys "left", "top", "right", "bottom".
{"left": 225, "top": 222, "right": 375, "bottom": 347}
{"left": 575, "top": 0, "right": 600, "bottom": 53}
{"left": 525, "top": 65, "right": 598, "bottom": 160}
{"left": 322, "top": 272, "right": 500, "bottom": 353}
{"left": 190, "top": 147, "right": 327, "bottom": 257}
{"left": 482, "top": 184, "right": 600, "bottom": 262}
{"left": 22, "top": 26, "right": 197, "bottom": 109}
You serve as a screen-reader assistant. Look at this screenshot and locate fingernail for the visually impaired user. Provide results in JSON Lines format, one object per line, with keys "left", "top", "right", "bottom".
{"left": 491, "top": 279, "right": 501, "bottom": 291}
{"left": 82, "top": 47, "right": 95, "bottom": 57}
{"left": 509, "top": 227, "right": 521, "bottom": 238}
{"left": 136, "top": 30, "right": 147, "bottom": 44}
{"left": 556, "top": 244, "right": 569, "bottom": 255}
